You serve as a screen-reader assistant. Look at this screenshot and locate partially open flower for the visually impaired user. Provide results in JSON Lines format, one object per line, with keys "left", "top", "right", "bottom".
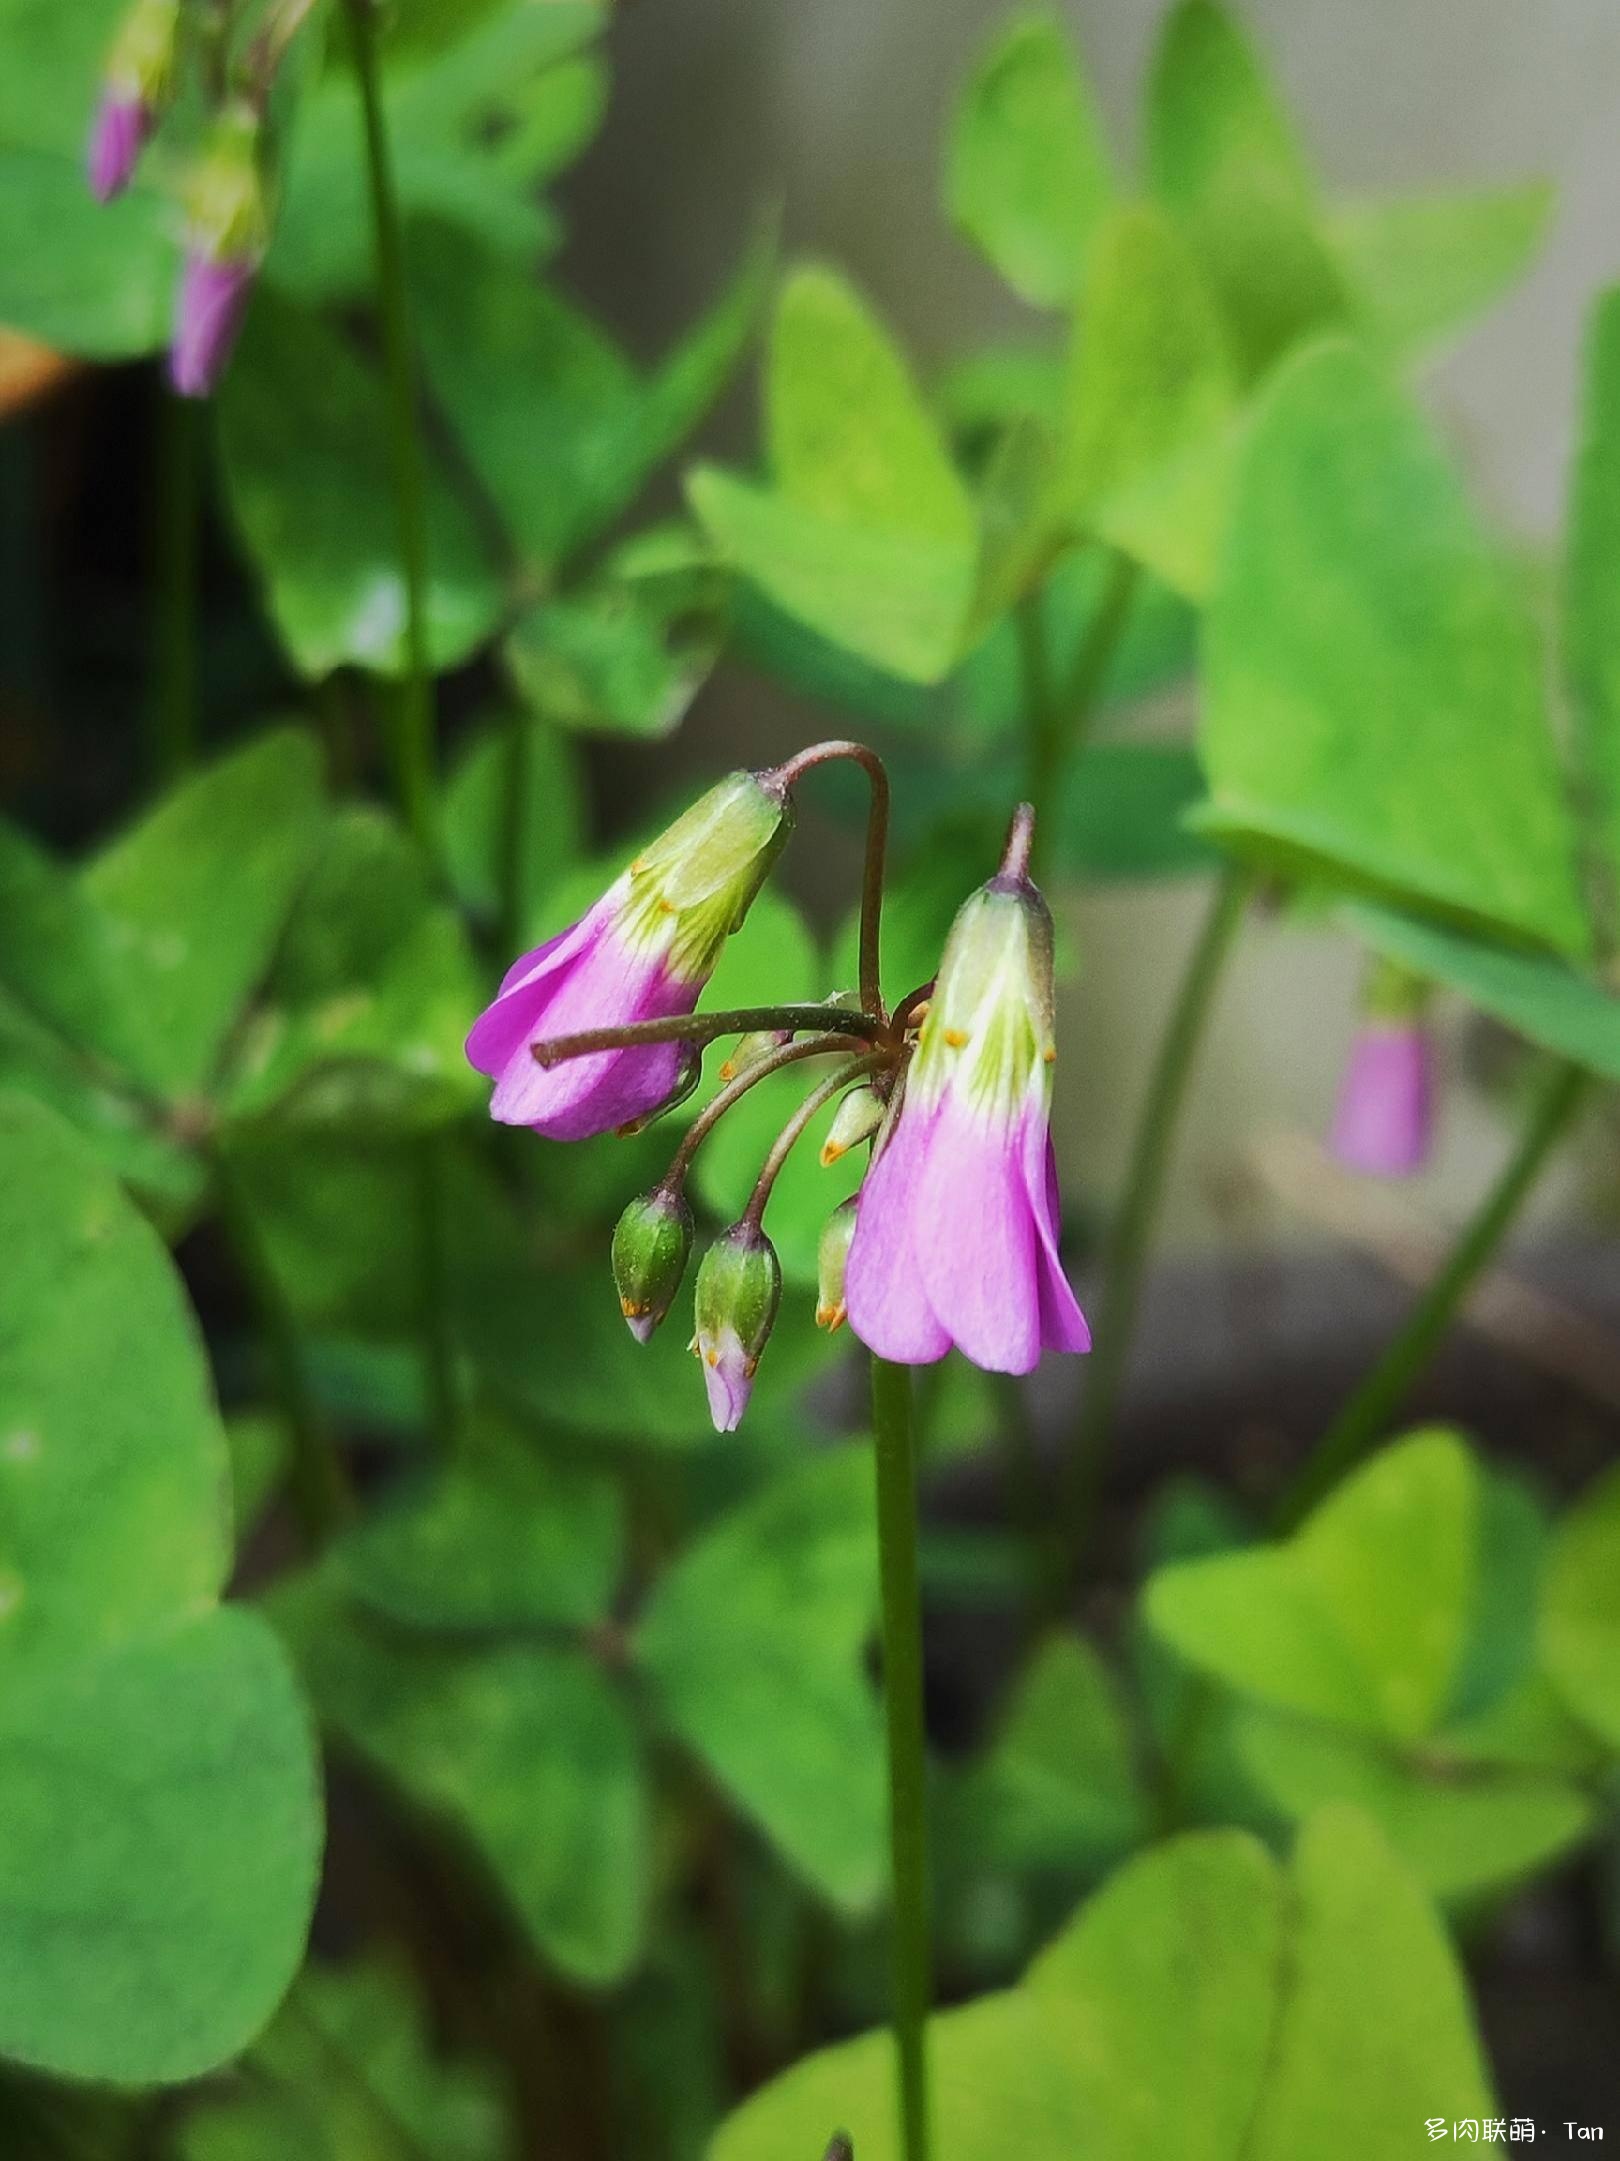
{"left": 170, "top": 104, "right": 269, "bottom": 398}
{"left": 844, "top": 818, "right": 1089, "bottom": 1374}
{"left": 87, "top": 0, "right": 180, "bottom": 201}
{"left": 467, "top": 771, "right": 790, "bottom": 1140}
{"left": 1331, "top": 959, "right": 1434, "bottom": 1178}
{"left": 692, "top": 1222, "right": 782, "bottom": 1431}
{"left": 611, "top": 1186, "right": 693, "bottom": 1342}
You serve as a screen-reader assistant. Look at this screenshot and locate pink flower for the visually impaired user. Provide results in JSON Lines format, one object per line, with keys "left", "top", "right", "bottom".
{"left": 845, "top": 861, "right": 1089, "bottom": 1375}
{"left": 87, "top": 93, "right": 150, "bottom": 202}
{"left": 1331, "top": 1022, "right": 1433, "bottom": 1178}
{"left": 170, "top": 252, "right": 258, "bottom": 398}
{"left": 466, "top": 771, "right": 790, "bottom": 1141}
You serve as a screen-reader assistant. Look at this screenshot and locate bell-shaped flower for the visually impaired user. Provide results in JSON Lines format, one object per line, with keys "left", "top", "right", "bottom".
{"left": 87, "top": 0, "right": 180, "bottom": 201}
{"left": 170, "top": 103, "right": 268, "bottom": 398}
{"left": 1331, "top": 958, "right": 1434, "bottom": 1178}
{"left": 467, "top": 771, "right": 790, "bottom": 1140}
{"left": 844, "top": 847, "right": 1089, "bottom": 1375}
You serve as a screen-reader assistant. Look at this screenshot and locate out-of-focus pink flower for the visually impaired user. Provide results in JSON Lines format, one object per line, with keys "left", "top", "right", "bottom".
{"left": 845, "top": 852, "right": 1089, "bottom": 1375}
{"left": 87, "top": 0, "right": 180, "bottom": 201}
{"left": 466, "top": 771, "right": 790, "bottom": 1141}
{"left": 170, "top": 252, "right": 258, "bottom": 398}
{"left": 88, "top": 93, "right": 151, "bottom": 202}
{"left": 1331, "top": 1021, "right": 1434, "bottom": 1178}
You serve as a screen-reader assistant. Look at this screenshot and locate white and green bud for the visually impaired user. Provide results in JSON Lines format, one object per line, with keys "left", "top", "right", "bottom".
{"left": 819, "top": 1081, "right": 885, "bottom": 1166}
{"left": 910, "top": 872, "right": 1056, "bottom": 1125}
{"left": 618, "top": 771, "right": 792, "bottom": 987}
{"left": 692, "top": 1222, "right": 782, "bottom": 1431}
{"left": 611, "top": 1186, "right": 694, "bottom": 1343}
{"left": 815, "top": 1198, "right": 858, "bottom": 1332}
{"left": 105, "top": 0, "right": 182, "bottom": 106}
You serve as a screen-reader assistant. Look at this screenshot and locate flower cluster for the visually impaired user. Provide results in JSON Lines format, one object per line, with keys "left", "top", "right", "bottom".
{"left": 85, "top": 0, "right": 305, "bottom": 398}
{"left": 465, "top": 747, "right": 1091, "bottom": 1432}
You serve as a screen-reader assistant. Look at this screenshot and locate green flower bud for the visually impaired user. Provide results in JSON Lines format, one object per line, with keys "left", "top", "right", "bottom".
{"left": 815, "top": 1198, "right": 858, "bottom": 1332}
{"left": 183, "top": 101, "right": 271, "bottom": 262}
{"left": 611, "top": 1186, "right": 693, "bottom": 1343}
{"left": 819, "top": 1081, "right": 884, "bottom": 1166}
{"left": 620, "top": 770, "right": 792, "bottom": 985}
{"left": 692, "top": 1222, "right": 782, "bottom": 1431}
{"left": 718, "top": 1027, "right": 791, "bottom": 1084}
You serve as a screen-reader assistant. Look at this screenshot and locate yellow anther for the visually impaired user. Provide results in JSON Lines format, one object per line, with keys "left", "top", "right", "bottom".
{"left": 1043, "top": 1045, "right": 1057, "bottom": 1064}
{"left": 944, "top": 1027, "right": 968, "bottom": 1049}
{"left": 815, "top": 1303, "right": 847, "bottom": 1334}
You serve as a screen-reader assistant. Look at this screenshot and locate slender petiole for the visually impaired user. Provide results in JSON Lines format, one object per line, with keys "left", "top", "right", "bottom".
{"left": 742, "top": 1052, "right": 887, "bottom": 1229}
{"left": 530, "top": 1002, "right": 884, "bottom": 1069}
{"left": 662, "top": 1033, "right": 867, "bottom": 1190}
{"left": 768, "top": 741, "right": 891, "bottom": 1026}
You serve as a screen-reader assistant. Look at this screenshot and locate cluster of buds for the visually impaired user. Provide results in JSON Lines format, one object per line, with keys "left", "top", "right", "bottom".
{"left": 1331, "top": 954, "right": 1435, "bottom": 1178}
{"left": 85, "top": 0, "right": 307, "bottom": 398}
{"left": 466, "top": 746, "right": 1091, "bottom": 1433}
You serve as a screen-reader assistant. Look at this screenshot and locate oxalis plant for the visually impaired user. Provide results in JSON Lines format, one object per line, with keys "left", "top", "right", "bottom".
{"left": 7, "top": 0, "right": 1620, "bottom": 2155}
{"left": 466, "top": 753, "right": 1090, "bottom": 2161}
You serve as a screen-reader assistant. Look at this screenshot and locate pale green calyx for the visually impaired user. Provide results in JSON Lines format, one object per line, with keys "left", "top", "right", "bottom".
{"left": 1360, "top": 952, "right": 1430, "bottom": 1026}
{"left": 183, "top": 102, "right": 271, "bottom": 260}
{"left": 910, "top": 878, "right": 1055, "bottom": 1120}
{"left": 614, "top": 771, "right": 792, "bottom": 985}
{"left": 107, "top": 0, "right": 182, "bottom": 102}
{"left": 693, "top": 1223, "right": 781, "bottom": 1366}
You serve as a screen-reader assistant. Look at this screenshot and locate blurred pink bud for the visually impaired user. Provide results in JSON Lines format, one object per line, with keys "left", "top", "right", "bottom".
{"left": 170, "top": 251, "right": 258, "bottom": 398}
{"left": 87, "top": 93, "right": 150, "bottom": 201}
{"left": 1331, "top": 1022, "right": 1434, "bottom": 1178}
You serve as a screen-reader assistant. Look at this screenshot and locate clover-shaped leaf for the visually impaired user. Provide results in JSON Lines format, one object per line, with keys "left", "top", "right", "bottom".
{"left": 0, "top": 1097, "right": 321, "bottom": 2083}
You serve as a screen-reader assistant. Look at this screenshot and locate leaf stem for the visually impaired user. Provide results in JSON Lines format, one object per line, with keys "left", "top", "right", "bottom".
{"left": 149, "top": 387, "right": 199, "bottom": 786}
{"left": 1274, "top": 1056, "right": 1588, "bottom": 1530}
{"left": 1018, "top": 551, "right": 1138, "bottom": 869}
{"left": 210, "top": 1144, "right": 352, "bottom": 1545}
{"left": 345, "top": 0, "right": 440, "bottom": 872}
{"left": 1061, "top": 861, "right": 1255, "bottom": 1576}
{"left": 869, "top": 1353, "right": 933, "bottom": 2161}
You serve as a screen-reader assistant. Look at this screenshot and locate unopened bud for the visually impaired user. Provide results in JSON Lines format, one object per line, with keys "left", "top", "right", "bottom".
{"left": 819, "top": 1081, "right": 884, "bottom": 1166}
{"left": 611, "top": 1187, "right": 693, "bottom": 1343}
{"left": 719, "top": 1028, "right": 791, "bottom": 1085}
{"left": 88, "top": 0, "right": 181, "bottom": 201}
{"left": 171, "top": 103, "right": 269, "bottom": 398}
{"left": 692, "top": 1222, "right": 781, "bottom": 1431}
{"left": 815, "top": 1198, "right": 857, "bottom": 1332}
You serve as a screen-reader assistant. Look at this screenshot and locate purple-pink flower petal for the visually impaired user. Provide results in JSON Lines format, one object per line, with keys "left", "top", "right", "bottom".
{"left": 843, "top": 1097, "right": 952, "bottom": 1365}
{"left": 1331, "top": 1023, "right": 1433, "bottom": 1179}
{"left": 88, "top": 94, "right": 148, "bottom": 202}
{"left": 170, "top": 251, "right": 257, "bottom": 399}
{"left": 914, "top": 1094, "right": 1042, "bottom": 1375}
{"left": 1028, "top": 1125, "right": 1091, "bottom": 1354}
{"left": 701, "top": 1334, "right": 755, "bottom": 1431}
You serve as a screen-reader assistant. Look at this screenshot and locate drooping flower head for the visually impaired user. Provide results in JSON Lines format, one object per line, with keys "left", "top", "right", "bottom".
{"left": 467, "top": 770, "right": 791, "bottom": 1139}
{"left": 87, "top": 0, "right": 181, "bottom": 201}
{"left": 171, "top": 103, "right": 269, "bottom": 398}
{"left": 1331, "top": 956, "right": 1434, "bottom": 1179}
{"left": 844, "top": 808, "right": 1089, "bottom": 1374}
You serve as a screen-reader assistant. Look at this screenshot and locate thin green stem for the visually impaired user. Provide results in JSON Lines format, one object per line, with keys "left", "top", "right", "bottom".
{"left": 502, "top": 703, "right": 535, "bottom": 961}
{"left": 210, "top": 1144, "right": 352, "bottom": 1545}
{"left": 869, "top": 1354, "right": 933, "bottom": 2161}
{"left": 149, "top": 388, "right": 199, "bottom": 786}
{"left": 663, "top": 1033, "right": 861, "bottom": 1191}
{"left": 1274, "top": 1057, "right": 1588, "bottom": 1531}
{"left": 1062, "top": 862, "right": 1255, "bottom": 1575}
{"left": 345, "top": 0, "right": 439, "bottom": 871}
{"left": 771, "top": 741, "right": 891, "bottom": 1022}
{"left": 1018, "top": 551, "right": 1138, "bottom": 870}
{"left": 742, "top": 1052, "right": 885, "bottom": 1228}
